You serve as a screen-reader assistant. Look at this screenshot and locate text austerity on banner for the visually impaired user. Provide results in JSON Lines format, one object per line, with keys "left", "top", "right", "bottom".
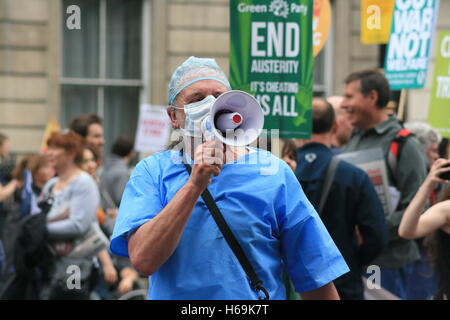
{"left": 230, "top": 0, "right": 314, "bottom": 139}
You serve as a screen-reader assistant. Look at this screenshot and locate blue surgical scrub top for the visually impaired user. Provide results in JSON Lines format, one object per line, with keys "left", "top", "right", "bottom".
{"left": 110, "top": 149, "right": 349, "bottom": 300}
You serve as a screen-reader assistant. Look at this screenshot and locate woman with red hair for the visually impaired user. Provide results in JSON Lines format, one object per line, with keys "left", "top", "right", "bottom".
{"left": 39, "top": 130, "right": 101, "bottom": 299}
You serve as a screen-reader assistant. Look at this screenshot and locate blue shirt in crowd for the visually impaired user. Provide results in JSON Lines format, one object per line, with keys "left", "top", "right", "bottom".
{"left": 110, "top": 148, "right": 349, "bottom": 300}
{"left": 295, "top": 142, "right": 387, "bottom": 299}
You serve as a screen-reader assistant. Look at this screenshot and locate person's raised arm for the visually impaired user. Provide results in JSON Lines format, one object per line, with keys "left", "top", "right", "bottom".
{"left": 399, "top": 158, "right": 450, "bottom": 239}
{"left": 128, "top": 141, "right": 223, "bottom": 276}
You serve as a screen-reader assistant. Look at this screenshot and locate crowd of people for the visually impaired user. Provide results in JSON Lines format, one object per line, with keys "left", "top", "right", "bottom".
{"left": 0, "top": 56, "right": 449, "bottom": 300}
{"left": 0, "top": 116, "right": 143, "bottom": 300}
{"left": 281, "top": 70, "right": 450, "bottom": 300}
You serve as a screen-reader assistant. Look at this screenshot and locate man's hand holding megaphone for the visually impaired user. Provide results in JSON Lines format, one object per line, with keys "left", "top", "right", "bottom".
{"left": 187, "top": 140, "right": 224, "bottom": 192}
{"left": 177, "top": 90, "right": 264, "bottom": 188}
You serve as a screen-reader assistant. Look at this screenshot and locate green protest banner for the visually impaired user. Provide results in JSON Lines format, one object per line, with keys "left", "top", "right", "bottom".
{"left": 384, "top": 0, "right": 439, "bottom": 90}
{"left": 229, "top": 0, "right": 313, "bottom": 138}
{"left": 428, "top": 31, "right": 450, "bottom": 138}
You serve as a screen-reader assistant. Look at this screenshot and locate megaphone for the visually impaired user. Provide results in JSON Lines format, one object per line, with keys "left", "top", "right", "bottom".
{"left": 201, "top": 90, "right": 264, "bottom": 147}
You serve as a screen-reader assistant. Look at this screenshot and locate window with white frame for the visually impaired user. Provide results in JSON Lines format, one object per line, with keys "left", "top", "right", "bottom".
{"left": 60, "top": 0, "right": 145, "bottom": 154}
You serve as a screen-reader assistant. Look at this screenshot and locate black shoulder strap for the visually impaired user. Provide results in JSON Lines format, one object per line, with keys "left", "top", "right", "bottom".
{"left": 318, "top": 157, "right": 340, "bottom": 215}
{"left": 183, "top": 162, "right": 270, "bottom": 300}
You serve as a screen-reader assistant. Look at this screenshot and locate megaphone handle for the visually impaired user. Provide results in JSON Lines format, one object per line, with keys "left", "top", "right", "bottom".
{"left": 209, "top": 143, "right": 227, "bottom": 182}
{"left": 206, "top": 143, "right": 226, "bottom": 183}
{"left": 202, "top": 117, "right": 215, "bottom": 142}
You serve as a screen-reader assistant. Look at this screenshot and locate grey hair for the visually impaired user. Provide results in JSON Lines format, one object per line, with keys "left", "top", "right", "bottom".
{"left": 166, "top": 128, "right": 184, "bottom": 150}
{"left": 404, "top": 121, "right": 442, "bottom": 149}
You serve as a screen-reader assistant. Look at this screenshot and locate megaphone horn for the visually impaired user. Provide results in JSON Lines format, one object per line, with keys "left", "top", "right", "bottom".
{"left": 214, "top": 111, "right": 243, "bottom": 132}
{"left": 204, "top": 90, "right": 264, "bottom": 147}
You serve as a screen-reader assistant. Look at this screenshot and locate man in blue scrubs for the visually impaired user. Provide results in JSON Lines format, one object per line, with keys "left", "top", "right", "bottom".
{"left": 110, "top": 56, "right": 349, "bottom": 300}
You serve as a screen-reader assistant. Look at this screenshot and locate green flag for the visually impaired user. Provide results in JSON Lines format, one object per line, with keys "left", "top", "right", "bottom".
{"left": 229, "top": 0, "right": 313, "bottom": 139}
{"left": 428, "top": 31, "right": 450, "bottom": 138}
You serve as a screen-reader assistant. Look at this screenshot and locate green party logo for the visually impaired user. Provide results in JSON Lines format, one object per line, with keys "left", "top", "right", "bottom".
{"left": 269, "top": 0, "right": 290, "bottom": 18}
{"left": 237, "top": 0, "right": 308, "bottom": 17}
{"left": 230, "top": 0, "right": 313, "bottom": 138}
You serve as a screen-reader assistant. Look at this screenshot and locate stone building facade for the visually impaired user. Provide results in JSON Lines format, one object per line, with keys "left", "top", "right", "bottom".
{"left": 0, "top": 0, "right": 449, "bottom": 155}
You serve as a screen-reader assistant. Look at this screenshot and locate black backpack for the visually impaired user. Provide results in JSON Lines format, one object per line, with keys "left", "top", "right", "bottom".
{"left": 386, "top": 127, "right": 414, "bottom": 188}
{"left": 0, "top": 192, "right": 53, "bottom": 299}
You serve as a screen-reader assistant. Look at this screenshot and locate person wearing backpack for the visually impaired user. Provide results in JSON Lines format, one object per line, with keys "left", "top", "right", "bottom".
{"left": 342, "top": 69, "right": 428, "bottom": 299}
{"left": 0, "top": 154, "right": 55, "bottom": 299}
{"left": 294, "top": 98, "right": 388, "bottom": 299}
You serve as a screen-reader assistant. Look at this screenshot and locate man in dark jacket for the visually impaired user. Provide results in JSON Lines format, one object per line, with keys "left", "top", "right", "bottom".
{"left": 342, "top": 69, "right": 428, "bottom": 299}
{"left": 295, "top": 98, "right": 388, "bottom": 299}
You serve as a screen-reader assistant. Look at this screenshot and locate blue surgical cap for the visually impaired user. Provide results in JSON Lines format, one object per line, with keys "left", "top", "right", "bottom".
{"left": 168, "top": 56, "right": 231, "bottom": 105}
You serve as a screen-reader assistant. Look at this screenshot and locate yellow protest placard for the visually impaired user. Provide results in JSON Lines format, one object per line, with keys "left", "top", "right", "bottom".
{"left": 361, "top": 0, "right": 395, "bottom": 44}
{"left": 40, "top": 119, "right": 61, "bottom": 153}
{"left": 313, "top": 0, "right": 332, "bottom": 57}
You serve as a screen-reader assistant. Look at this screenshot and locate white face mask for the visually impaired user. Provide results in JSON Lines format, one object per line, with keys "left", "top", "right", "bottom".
{"left": 174, "top": 95, "right": 216, "bottom": 138}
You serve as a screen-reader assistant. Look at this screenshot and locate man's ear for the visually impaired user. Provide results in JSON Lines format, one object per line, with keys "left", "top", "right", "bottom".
{"left": 331, "top": 121, "right": 339, "bottom": 135}
{"left": 368, "top": 89, "right": 379, "bottom": 107}
{"left": 167, "top": 107, "right": 180, "bottom": 129}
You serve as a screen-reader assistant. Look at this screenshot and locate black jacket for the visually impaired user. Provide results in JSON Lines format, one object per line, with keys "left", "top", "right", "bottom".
{"left": 295, "top": 143, "right": 388, "bottom": 299}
